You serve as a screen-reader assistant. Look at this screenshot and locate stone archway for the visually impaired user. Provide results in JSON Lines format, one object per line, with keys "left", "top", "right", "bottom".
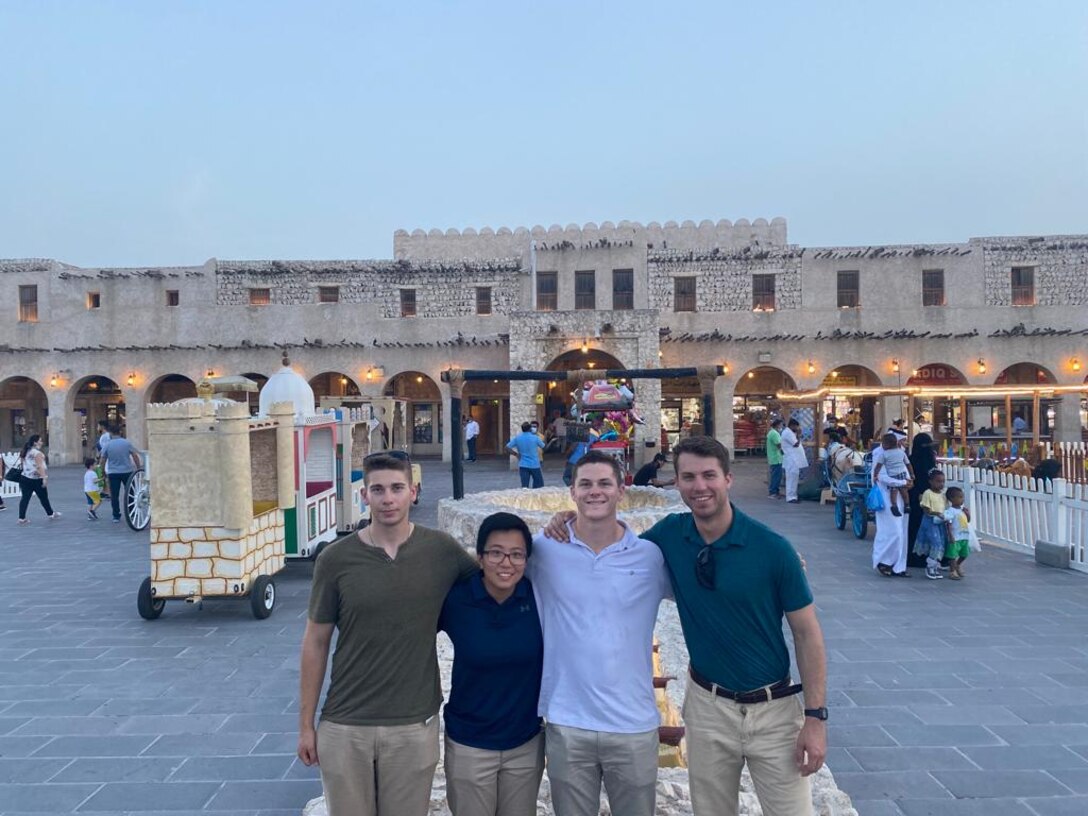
{"left": 821, "top": 364, "right": 883, "bottom": 443}
{"left": 0, "top": 376, "right": 49, "bottom": 451}
{"left": 309, "top": 371, "right": 361, "bottom": 407}
{"left": 148, "top": 374, "right": 197, "bottom": 404}
{"left": 733, "top": 367, "right": 797, "bottom": 455}
{"left": 995, "top": 362, "right": 1057, "bottom": 386}
{"left": 67, "top": 376, "right": 125, "bottom": 460}
{"left": 383, "top": 371, "right": 442, "bottom": 456}
{"left": 540, "top": 348, "right": 626, "bottom": 427}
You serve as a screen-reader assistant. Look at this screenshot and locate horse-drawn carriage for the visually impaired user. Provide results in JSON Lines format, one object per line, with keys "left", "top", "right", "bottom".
{"left": 825, "top": 447, "right": 873, "bottom": 539}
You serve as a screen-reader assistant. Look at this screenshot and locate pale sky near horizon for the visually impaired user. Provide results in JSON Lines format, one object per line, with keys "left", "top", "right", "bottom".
{"left": 1, "top": 0, "right": 1085, "bottom": 267}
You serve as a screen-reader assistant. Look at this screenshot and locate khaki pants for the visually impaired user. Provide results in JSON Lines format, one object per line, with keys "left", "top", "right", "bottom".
{"left": 317, "top": 717, "right": 439, "bottom": 816}
{"left": 682, "top": 681, "right": 812, "bottom": 816}
{"left": 544, "top": 723, "right": 658, "bottom": 816}
{"left": 445, "top": 731, "right": 544, "bottom": 816}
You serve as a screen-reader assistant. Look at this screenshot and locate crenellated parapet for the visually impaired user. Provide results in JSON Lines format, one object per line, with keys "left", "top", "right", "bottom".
{"left": 394, "top": 218, "right": 788, "bottom": 261}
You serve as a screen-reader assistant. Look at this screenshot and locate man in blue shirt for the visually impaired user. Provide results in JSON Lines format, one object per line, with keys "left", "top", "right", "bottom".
{"left": 507, "top": 422, "right": 545, "bottom": 488}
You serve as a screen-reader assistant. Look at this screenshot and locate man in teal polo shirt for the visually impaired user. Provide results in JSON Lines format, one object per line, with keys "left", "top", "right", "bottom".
{"left": 649, "top": 435, "right": 827, "bottom": 815}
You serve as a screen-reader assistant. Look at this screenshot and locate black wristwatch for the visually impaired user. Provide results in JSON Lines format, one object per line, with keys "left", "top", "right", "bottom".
{"left": 804, "top": 707, "right": 829, "bottom": 721}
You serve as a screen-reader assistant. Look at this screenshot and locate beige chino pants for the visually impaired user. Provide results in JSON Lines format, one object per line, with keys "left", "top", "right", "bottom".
{"left": 317, "top": 717, "right": 439, "bottom": 816}
{"left": 445, "top": 731, "right": 545, "bottom": 816}
{"left": 682, "top": 682, "right": 812, "bottom": 816}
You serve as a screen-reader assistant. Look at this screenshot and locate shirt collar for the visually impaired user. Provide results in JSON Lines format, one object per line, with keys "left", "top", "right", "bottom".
{"left": 566, "top": 518, "right": 636, "bottom": 553}
{"left": 469, "top": 572, "right": 529, "bottom": 604}
{"left": 682, "top": 504, "right": 749, "bottom": 548}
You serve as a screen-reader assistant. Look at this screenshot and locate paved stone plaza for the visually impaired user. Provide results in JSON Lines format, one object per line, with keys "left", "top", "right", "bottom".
{"left": 1, "top": 456, "right": 1087, "bottom": 815}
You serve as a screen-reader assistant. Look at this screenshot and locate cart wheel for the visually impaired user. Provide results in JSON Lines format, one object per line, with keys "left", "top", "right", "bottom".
{"left": 137, "top": 577, "right": 165, "bottom": 620}
{"left": 852, "top": 502, "right": 868, "bottom": 539}
{"left": 834, "top": 497, "right": 847, "bottom": 530}
{"left": 250, "top": 575, "right": 276, "bottom": 619}
{"left": 125, "top": 469, "right": 151, "bottom": 532}
{"left": 312, "top": 541, "right": 329, "bottom": 562}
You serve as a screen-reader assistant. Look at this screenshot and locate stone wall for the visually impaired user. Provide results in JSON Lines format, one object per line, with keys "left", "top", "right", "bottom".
{"left": 976, "top": 236, "right": 1088, "bottom": 307}
{"left": 149, "top": 508, "right": 285, "bottom": 599}
{"left": 648, "top": 248, "right": 804, "bottom": 312}
{"left": 393, "top": 217, "right": 788, "bottom": 261}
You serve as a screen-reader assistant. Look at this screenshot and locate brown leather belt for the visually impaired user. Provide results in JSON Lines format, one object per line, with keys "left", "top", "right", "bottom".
{"left": 689, "top": 667, "right": 802, "bottom": 704}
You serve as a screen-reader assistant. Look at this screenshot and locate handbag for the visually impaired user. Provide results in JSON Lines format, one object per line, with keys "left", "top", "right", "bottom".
{"left": 4, "top": 460, "right": 23, "bottom": 483}
{"left": 866, "top": 484, "right": 885, "bottom": 512}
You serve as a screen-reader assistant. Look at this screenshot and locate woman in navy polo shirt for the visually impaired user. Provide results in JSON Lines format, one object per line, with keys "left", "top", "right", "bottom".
{"left": 439, "top": 512, "right": 545, "bottom": 816}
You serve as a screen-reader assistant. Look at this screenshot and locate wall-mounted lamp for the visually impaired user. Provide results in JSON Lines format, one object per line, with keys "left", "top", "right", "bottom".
{"left": 658, "top": 350, "right": 664, "bottom": 359}
{"left": 587, "top": 361, "right": 596, "bottom": 369}
{"left": 1072, "top": 358, "right": 1082, "bottom": 372}
{"left": 50, "top": 373, "right": 58, "bottom": 388}
{"left": 339, "top": 376, "right": 349, "bottom": 386}
{"left": 581, "top": 339, "right": 589, "bottom": 354}
{"left": 747, "top": 371, "right": 755, "bottom": 379}
{"left": 126, "top": 372, "right": 136, "bottom": 387}
{"left": 891, "top": 358, "right": 900, "bottom": 373}
{"left": 807, "top": 361, "right": 816, "bottom": 375}
{"left": 976, "top": 357, "right": 987, "bottom": 375}
{"left": 722, "top": 363, "right": 730, "bottom": 374}
{"left": 206, "top": 369, "right": 216, "bottom": 378}
{"left": 415, "top": 375, "right": 423, "bottom": 384}
{"left": 365, "top": 366, "right": 385, "bottom": 380}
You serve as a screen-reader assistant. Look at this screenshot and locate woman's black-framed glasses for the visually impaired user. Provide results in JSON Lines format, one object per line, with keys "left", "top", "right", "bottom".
{"left": 695, "top": 544, "right": 716, "bottom": 590}
{"left": 482, "top": 549, "right": 527, "bottom": 565}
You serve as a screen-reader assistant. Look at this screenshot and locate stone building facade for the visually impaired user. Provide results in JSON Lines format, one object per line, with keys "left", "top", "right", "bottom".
{"left": 2, "top": 218, "right": 1086, "bottom": 465}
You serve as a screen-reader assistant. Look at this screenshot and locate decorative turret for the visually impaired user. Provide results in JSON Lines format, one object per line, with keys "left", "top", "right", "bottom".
{"left": 258, "top": 351, "right": 315, "bottom": 420}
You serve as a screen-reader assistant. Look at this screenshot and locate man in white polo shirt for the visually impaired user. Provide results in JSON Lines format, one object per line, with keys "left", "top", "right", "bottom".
{"left": 529, "top": 449, "right": 670, "bottom": 816}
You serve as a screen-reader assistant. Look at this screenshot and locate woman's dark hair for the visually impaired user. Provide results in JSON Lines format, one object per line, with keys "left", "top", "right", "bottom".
{"left": 20, "top": 434, "right": 41, "bottom": 457}
{"left": 476, "top": 511, "right": 532, "bottom": 557}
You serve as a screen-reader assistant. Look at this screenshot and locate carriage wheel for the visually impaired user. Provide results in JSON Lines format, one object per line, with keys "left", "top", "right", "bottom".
{"left": 250, "top": 575, "right": 276, "bottom": 619}
{"left": 834, "top": 497, "right": 847, "bottom": 530}
{"left": 852, "top": 502, "right": 869, "bottom": 539}
{"left": 137, "top": 577, "right": 165, "bottom": 620}
{"left": 125, "top": 469, "right": 151, "bottom": 532}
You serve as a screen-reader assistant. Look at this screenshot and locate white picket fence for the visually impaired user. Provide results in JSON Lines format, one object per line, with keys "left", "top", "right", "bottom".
{"left": 941, "top": 463, "right": 1088, "bottom": 574}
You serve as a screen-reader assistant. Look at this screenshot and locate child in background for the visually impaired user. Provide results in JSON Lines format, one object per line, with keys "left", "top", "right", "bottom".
{"left": 83, "top": 457, "right": 102, "bottom": 520}
{"left": 873, "top": 432, "right": 915, "bottom": 517}
{"left": 943, "top": 486, "right": 972, "bottom": 580}
{"left": 914, "top": 468, "right": 949, "bottom": 580}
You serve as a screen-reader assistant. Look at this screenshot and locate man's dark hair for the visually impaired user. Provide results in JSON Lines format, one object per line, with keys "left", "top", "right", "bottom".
{"left": 770, "top": 418, "right": 783, "bottom": 429}
{"left": 788, "top": 418, "right": 800, "bottom": 428}
{"left": 653, "top": 452, "right": 668, "bottom": 464}
{"left": 97, "top": 419, "right": 109, "bottom": 430}
{"left": 521, "top": 422, "right": 532, "bottom": 432}
{"left": 362, "top": 452, "right": 412, "bottom": 484}
{"left": 476, "top": 511, "right": 532, "bottom": 557}
{"left": 945, "top": 486, "right": 964, "bottom": 501}
{"left": 83, "top": 457, "right": 96, "bottom": 468}
{"left": 571, "top": 449, "right": 624, "bottom": 485}
{"left": 673, "top": 435, "right": 731, "bottom": 476}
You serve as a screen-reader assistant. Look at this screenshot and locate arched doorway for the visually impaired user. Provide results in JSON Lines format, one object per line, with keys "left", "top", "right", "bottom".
{"left": 821, "top": 365, "right": 882, "bottom": 444}
{"left": 906, "top": 363, "right": 968, "bottom": 442}
{"left": 309, "top": 371, "right": 360, "bottom": 407}
{"left": 383, "top": 372, "right": 442, "bottom": 456}
{"left": 462, "top": 378, "right": 511, "bottom": 457}
{"left": 69, "top": 376, "right": 124, "bottom": 458}
{"left": 991, "top": 363, "right": 1059, "bottom": 438}
{"left": 148, "top": 374, "right": 197, "bottom": 405}
{"left": 734, "top": 367, "right": 797, "bottom": 455}
{"left": 0, "top": 376, "right": 49, "bottom": 451}
{"left": 540, "top": 348, "right": 626, "bottom": 426}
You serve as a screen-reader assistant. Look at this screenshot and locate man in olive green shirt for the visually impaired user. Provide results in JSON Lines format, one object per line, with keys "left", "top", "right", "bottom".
{"left": 298, "top": 453, "right": 477, "bottom": 816}
{"left": 766, "top": 418, "right": 784, "bottom": 499}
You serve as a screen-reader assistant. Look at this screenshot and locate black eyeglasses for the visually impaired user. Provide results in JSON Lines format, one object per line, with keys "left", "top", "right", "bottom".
{"left": 695, "top": 544, "right": 716, "bottom": 590}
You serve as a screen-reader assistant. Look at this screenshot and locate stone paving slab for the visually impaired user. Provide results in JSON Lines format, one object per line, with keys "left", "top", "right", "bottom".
{"left": 2, "top": 456, "right": 1087, "bottom": 815}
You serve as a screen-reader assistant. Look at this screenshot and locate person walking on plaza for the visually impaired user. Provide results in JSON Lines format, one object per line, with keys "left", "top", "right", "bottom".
{"left": 942, "top": 486, "right": 973, "bottom": 580}
{"left": 464, "top": 415, "right": 480, "bottom": 462}
{"left": 543, "top": 436, "right": 828, "bottom": 816}
{"left": 507, "top": 422, "right": 545, "bottom": 489}
{"left": 17, "top": 434, "right": 60, "bottom": 524}
{"left": 439, "top": 512, "right": 544, "bottom": 816}
{"left": 297, "top": 453, "right": 478, "bottom": 816}
{"left": 83, "top": 457, "right": 103, "bottom": 520}
{"left": 906, "top": 433, "right": 938, "bottom": 568}
{"left": 766, "top": 418, "right": 784, "bottom": 499}
{"left": 780, "top": 418, "right": 807, "bottom": 503}
{"left": 101, "top": 428, "right": 141, "bottom": 523}
{"left": 532, "top": 450, "right": 671, "bottom": 816}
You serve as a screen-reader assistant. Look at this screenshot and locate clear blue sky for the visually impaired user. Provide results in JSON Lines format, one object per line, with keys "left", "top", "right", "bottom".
{"left": 1, "top": 0, "right": 1085, "bottom": 266}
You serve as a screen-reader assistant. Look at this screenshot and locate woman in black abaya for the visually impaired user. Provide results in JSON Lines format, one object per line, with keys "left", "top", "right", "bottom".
{"left": 906, "top": 432, "right": 938, "bottom": 568}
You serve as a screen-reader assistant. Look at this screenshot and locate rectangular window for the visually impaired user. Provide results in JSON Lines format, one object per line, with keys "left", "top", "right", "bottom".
{"left": 318, "top": 286, "right": 340, "bottom": 304}
{"left": 575, "top": 270, "right": 596, "bottom": 310}
{"left": 922, "top": 269, "right": 945, "bottom": 306}
{"left": 752, "top": 274, "right": 776, "bottom": 311}
{"left": 400, "top": 288, "right": 417, "bottom": 317}
{"left": 536, "top": 271, "right": 558, "bottom": 311}
{"left": 674, "top": 276, "right": 696, "bottom": 312}
{"left": 612, "top": 269, "right": 634, "bottom": 310}
{"left": 18, "top": 285, "right": 38, "bottom": 322}
{"left": 1011, "top": 266, "right": 1035, "bottom": 306}
{"left": 249, "top": 288, "right": 271, "bottom": 306}
{"left": 475, "top": 286, "right": 492, "bottom": 315}
{"left": 166, "top": 289, "right": 180, "bottom": 307}
{"left": 837, "top": 271, "right": 859, "bottom": 308}
{"left": 86, "top": 292, "right": 101, "bottom": 310}
{"left": 413, "top": 403, "right": 435, "bottom": 444}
